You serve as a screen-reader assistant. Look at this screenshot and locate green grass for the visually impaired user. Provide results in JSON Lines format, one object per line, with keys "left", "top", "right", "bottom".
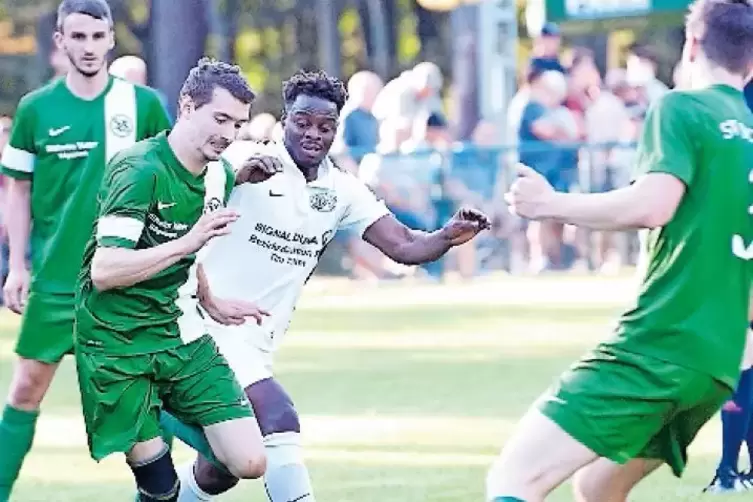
{"left": 0, "top": 275, "right": 747, "bottom": 501}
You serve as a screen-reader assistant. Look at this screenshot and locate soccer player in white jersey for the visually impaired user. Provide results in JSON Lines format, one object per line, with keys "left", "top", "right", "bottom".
{"left": 172, "top": 69, "right": 491, "bottom": 502}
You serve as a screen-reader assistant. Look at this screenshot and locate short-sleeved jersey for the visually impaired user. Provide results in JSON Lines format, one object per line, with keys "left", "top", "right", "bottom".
{"left": 610, "top": 85, "right": 753, "bottom": 389}
{"left": 76, "top": 132, "right": 234, "bottom": 356}
{"left": 0, "top": 76, "right": 171, "bottom": 294}
{"left": 189, "top": 140, "right": 389, "bottom": 352}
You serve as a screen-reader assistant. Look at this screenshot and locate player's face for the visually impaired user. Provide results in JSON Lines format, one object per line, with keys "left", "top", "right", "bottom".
{"left": 282, "top": 95, "right": 339, "bottom": 168}
{"left": 55, "top": 14, "right": 114, "bottom": 78}
{"left": 180, "top": 87, "right": 250, "bottom": 162}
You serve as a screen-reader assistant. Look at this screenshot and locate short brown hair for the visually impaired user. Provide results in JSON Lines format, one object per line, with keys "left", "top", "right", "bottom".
{"left": 686, "top": 0, "right": 753, "bottom": 75}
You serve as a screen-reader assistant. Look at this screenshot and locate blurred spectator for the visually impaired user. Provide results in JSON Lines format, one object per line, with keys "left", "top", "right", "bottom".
{"left": 109, "top": 55, "right": 147, "bottom": 85}
{"left": 626, "top": 44, "right": 669, "bottom": 105}
{"left": 332, "top": 71, "right": 383, "bottom": 171}
{"left": 110, "top": 55, "right": 172, "bottom": 122}
{"left": 518, "top": 69, "right": 572, "bottom": 272}
{"left": 0, "top": 115, "right": 12, "bottom": 294}
{"left": 239, "top": 113, "right": 277, "bottom": 142}
{"left": 529, "top": 22, "right": 566, "bottom": 75}
{"left": 583, "top": 68, "right": 632, "bottom": 273}
{"left": 49, "top": 44, "right": 69, "bottom": 78}
{"left": 402, "top": 112, "right": 452, "bottom": 153}
{"left": 373, "top": 62, "right": 444, "bottom": 127}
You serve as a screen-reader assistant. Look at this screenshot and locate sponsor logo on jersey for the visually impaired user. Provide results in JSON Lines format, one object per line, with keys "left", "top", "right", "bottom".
{"left": 157, "top": 201, "right": 176, "bottom": 210}
{"left": 48, "top": 125, "right": 70, "bottom": 137}
{"left": 309, "top": 188, "right": 337, "bottom": 212}
{"left": 109, "top": 114, "right": 134, "bottom": 138}
{"left": 204, "top": 197, "right": 223, "bottom": 213}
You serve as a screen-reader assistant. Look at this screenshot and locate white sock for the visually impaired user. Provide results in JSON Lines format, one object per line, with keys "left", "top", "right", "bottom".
{"left": 264, "top": 432, "right": 315, "bottom": 502}
{"left": 177, "top": 461, "right": 213, "bottom": 502}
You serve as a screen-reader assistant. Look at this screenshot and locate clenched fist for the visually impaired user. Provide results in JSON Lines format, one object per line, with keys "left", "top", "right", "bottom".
{"left": 235, "top": 155, "right": 283, "bottom": 185}
{"left": 440, "top": 207, "right": 492, "bottom": 246}
{"left": 504, "top": 163, "right": 556, "bottom": 220}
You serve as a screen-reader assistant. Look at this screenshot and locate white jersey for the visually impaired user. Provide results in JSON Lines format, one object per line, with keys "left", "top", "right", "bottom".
{"left": 196, "top": 140, "right": 389, "bottom": 355}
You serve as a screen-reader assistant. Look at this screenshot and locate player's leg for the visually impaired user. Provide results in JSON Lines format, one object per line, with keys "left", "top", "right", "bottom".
{"left": 75, "top": 348, "right": 180, "bottom": 501}
{"left": 182, "top": 378, "right": 314, "bottom": 502}
{"left": 486, "top": 408, "right": 598, "bottom": 501}
{"left": 704, "top": 369, "right": 753, "bottom": 493}
{"left": 165, "top": 337, "right": 266, "bottom": 481}
{"left": 487, "top": 346, "right": 678, "bottom": 502}
{"left": 572, "top": 458, "right": 662, "bottom": 502}
{"left": 0, "top": 292, "right": 74, "bottom": 499}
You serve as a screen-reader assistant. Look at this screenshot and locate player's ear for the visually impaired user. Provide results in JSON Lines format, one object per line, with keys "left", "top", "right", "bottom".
{"left": 108, "top": 28, "right": 115, "bottom": 51}
{"left": 178, "top": 94, "right": 194, "bottom": 118}
{"left": 53, "top": 30, "right": 64, "bottom": 50}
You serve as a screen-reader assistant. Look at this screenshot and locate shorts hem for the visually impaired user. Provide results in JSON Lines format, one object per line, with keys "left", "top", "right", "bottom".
{"left": 194, "top": 408, "right": 254, "bottom": 428}
{"left": 538, "top": 398, "right": 632, "bottom": 465}
{"left": 89, "top": 430, "right": 163, "bottom": 462}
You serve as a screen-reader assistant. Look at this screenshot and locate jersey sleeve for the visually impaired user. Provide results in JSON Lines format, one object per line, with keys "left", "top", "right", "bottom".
{"left": 95, "top": 160, "right": 155, "bottom": 249}
{"left": 143, "top": 89, "right": 172, "bottom": 137}
{"left": 633, "top": 93, "right": 696, "bottom": 186}
{"left": 339, "top": 172, "right": 390, "bottom": 237}
{"left": 1, "top": 96, "right": 36, "bottom": 180}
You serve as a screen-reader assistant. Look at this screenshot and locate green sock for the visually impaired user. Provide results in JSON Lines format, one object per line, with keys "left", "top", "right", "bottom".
{"left": 158, "top": 411, "right": 228, "bottom": 473}
{"left": 492, "top": 498, "right": 526, "bottom": 502}
{"left": 0, "top": 405, "right": 39, "bottom": 501}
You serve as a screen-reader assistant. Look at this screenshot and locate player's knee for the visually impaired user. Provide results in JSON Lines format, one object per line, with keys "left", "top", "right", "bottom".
{"left": 194, "top": 455, "right": 240, "bottom": 495}
{"left": 8, "top": 358, "right": 57, "bottom": 409}
{"left": 224, "top": 450, "right": 267, "bottom": 480}
{"left": 129, "top": 446, "right": 180, "bottom": 501}
{"left": 246, "top": 378, "right": 300, "bottom": 436}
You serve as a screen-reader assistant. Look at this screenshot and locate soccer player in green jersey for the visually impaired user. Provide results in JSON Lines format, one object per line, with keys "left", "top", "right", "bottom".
{"left": 487, "top": 1, "right": 753, "bottom": 501}
{"left": 0, "top": 1, "right": 170, "bottom": 499}
{"left": 74, "top": 57, "right": 267, "bottom": 502}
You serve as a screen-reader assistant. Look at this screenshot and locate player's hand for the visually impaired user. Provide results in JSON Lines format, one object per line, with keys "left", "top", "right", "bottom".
{"left": 235, "top": 155, "right": 283, "bottom": 185}
{"left": 3, "top": 267, "right": 30, "bottom": 315}
{"left": 504, "top": 163, "right": 556, "bottom": 220}
{"left": 440, "top": 207, "right": 491, "bottom": 247}
{"left": 181, "top": 208, "right": 239, "bottom": 253}
{"left": 203, "top": 297, "right": 270, "bottom": 326}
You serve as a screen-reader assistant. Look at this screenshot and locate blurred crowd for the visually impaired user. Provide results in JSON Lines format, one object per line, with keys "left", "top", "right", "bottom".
{"left": 0, "top": 25, "right": 684, "bottom": 286}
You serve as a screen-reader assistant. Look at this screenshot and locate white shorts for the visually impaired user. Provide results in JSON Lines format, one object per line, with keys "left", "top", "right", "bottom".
{"left": 208, "top": 323, "right": 275, "bottom": 389}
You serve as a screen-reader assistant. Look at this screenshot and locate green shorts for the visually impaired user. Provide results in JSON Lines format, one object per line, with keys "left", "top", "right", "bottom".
{"left": 75, "top": 335, "right": 253, "bottom": 461}
{"left": 16, "top": 291, "right": 75, "bottom": 363}
{"left": 538, "top": 345, "right": 731, "bottom": 477}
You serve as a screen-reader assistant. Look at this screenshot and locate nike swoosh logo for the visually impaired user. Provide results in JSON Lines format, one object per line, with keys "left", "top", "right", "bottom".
{"left": 269, "top": 190, "right": 283, "bottom": 197}
{"left": 157, "top": 202, "right": 176, "bottom": 210}
{"left": 49, "top": 126, "right": 70, "bottom": 137}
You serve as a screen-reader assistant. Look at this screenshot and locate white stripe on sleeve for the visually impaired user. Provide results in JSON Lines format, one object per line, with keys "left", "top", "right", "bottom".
{"left": 1, "top": 145, "right": 35, "bottom": 173}
{"left": 97, "top": 215, "right": 144, "bottom": 243}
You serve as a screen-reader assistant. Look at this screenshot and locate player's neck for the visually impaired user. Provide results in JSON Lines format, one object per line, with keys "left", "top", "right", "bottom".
{"left": 166, "top": 127, "right": 207, "bottom": 176}
{"left": 690, "top": 60, "right": 745, "bottom": 91}
{"left": 65, "top": 69, "right": 110, "bottom": 100}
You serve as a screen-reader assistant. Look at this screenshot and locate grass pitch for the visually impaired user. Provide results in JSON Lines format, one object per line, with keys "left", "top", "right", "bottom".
{"left": 0, "top": 275, "right": 746, "bottom": 501}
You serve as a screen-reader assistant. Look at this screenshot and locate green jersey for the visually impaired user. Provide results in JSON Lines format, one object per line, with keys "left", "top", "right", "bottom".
{"left": 0, "top": 76, "right": 171, "bottom": 294}
{"left": 610, "top": 85, "right": 753, "bottom": 388}
{"left": 76, "top": 132, "right": 234, "bottom": 356}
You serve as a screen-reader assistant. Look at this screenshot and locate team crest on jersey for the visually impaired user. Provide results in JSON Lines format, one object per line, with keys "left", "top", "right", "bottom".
{"left": 109, "top": 114, "right": 134, "bottom": 138}
{"left": 309, "top": 188, "right": 337, "bottom": 213}
{"left": 204, "top": 197, "right": 223, "bottom": 213}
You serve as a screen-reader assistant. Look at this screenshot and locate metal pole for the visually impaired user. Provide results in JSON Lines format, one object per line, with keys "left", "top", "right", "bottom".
{"left": 365, "top": 0, "right": 390, "bottom": 80}
{"left": 316, "top": 0, "right": 340, "bottom": 77}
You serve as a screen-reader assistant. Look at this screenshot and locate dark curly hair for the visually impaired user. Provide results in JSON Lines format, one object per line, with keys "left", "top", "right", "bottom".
{"left": 282, "top": 70, "right": 348, "bottom": 113}
{"left": 180, "top": 57, "right": 256, "bottom": 109}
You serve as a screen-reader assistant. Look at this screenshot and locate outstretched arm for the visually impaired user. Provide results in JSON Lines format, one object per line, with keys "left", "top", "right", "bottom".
{"left": 363, "top": 208, "right": 490, "bottom": 265}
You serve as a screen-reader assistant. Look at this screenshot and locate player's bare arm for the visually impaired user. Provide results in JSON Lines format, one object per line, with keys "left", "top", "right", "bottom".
{"left": 196, "top": 263, "right": 269, "bottom": 326}
{"left": 506, "top": 163, "right": 685, "bottom": 231}
{"left": 363, "top": 207, "right": 491, "bottom": 265}
{"left": 2, "top": 177, "right": 31, "bottom": 313}
{"left": 91, "top": 209, "right": 238, "bottom": 291}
